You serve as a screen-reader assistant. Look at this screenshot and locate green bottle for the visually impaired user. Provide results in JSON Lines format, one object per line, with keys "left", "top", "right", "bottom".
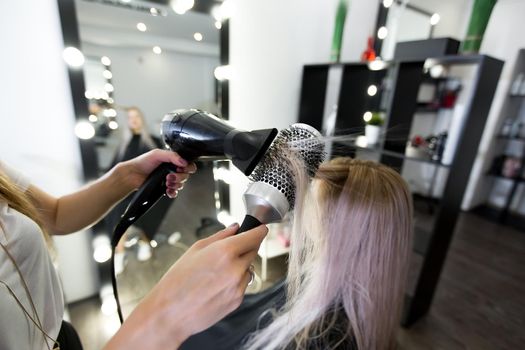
{"left": 331, "top": 0, "right": 349, "bottom": 62}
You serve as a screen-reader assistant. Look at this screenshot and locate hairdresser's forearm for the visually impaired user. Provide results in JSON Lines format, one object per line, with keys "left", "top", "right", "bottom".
{"left": 55, "top": 164, "right": 133, "bottom": 233}
{"left": 30, "top": 164, "right": 134, "bottom": 235}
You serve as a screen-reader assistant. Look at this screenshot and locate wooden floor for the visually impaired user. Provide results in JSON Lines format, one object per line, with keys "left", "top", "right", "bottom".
{"left": 68, "top": 165, "right": 525, "bottom": 350}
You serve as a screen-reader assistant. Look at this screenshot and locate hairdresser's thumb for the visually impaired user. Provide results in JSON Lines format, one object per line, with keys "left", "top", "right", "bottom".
{"left": 198, "top": 223, "right": 239, "bottom": 248}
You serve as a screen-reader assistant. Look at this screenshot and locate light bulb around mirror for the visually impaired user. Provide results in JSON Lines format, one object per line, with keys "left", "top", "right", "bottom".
{"left": 101, "top": 56, "right": 111, "bottom": 66}
{"left": 75, "top": 120, "right": 96, "bottom": 140}
{"left": 103, "top": 70, "right": 113, "bottom": 79}
{"left": 108, "top": 121, "right": 119, "bottom": 130}
{"left": 214, "top": 65, "right": 232, "bottom": 81}
{"left": 377, "top": 26, "right": 388, "bottom": 40}
{"left": 63, "top": 47, "right": 85, "bottom": 68}
{"left": 367, "top": 85, "right": 378, "bottom": 96}
{"left": 153, "top": 46, "right": 162, "bottom": 54}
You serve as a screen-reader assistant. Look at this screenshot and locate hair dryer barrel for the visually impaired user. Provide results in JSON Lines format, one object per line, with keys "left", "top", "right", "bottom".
{"left": 161, "top": 109, "right": 277, "bottom": 175}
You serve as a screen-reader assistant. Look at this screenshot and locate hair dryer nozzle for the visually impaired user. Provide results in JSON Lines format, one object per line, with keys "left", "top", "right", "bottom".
{"left": 161, "top": 109, "right": 277, "bottom": 175}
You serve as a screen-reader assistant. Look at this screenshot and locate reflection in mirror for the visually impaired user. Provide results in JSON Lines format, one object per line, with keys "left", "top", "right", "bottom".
{"left": 74, "top": 0, "right": 231, "bottom": 320}
{"left": 380, "top": 1, "right": 432, "bottom": 59}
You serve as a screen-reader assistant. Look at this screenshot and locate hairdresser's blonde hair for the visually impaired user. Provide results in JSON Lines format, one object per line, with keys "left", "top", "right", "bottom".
{"left": 245, "top": 157, "right": 413, "bottom": 349}
{"left": 0, "top": 172, "right": 50, "bottom": 243}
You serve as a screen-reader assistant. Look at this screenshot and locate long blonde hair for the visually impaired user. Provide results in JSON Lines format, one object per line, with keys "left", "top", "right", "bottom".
{"left": 117, "top": 106, "right": 157, "bottom": 158}
{"left": 0, "top": 172, "right": 50, "bottom": 243}
{"left": 245, "top": 157, "right": 413, "bottom": 349}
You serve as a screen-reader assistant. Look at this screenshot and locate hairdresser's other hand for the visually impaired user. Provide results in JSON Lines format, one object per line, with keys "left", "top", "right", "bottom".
{"left": 105, "top": 223, "right": 268, "bottom": 350}
{"left": 116, "top": 149, "right": 196, "bottom": 198}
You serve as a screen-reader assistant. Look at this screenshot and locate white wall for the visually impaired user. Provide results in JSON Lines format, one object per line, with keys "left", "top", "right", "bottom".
{"left": 463, "top": 0, "right": 525, "bottom": 209}
{"left": 81, "top": 43, "right": 219, "bottom": 135}
{"left": 228, "top": 0, "right": 379, "bottom": 221}
{"left": 0, "top": 0, "right": 99, "bottom": 302}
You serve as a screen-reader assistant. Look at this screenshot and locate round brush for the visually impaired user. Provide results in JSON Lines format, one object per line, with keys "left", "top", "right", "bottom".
{"left": 237, "top": 123, "right": 326, "bottom": 233}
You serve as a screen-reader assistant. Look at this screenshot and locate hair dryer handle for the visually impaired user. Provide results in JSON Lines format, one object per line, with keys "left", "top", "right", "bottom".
{"left": 237, "top": 215, "right": 263, "bottom": 234}
{"left": 113, "top": 163, "right": 177, "bottom": 246}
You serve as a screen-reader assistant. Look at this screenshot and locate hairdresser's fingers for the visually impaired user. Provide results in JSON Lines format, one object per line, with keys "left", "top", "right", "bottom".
{"left": 226, "top": 225, "right": 268, "bottom": 255}
{"left": 167, "top": 172, "right": 190, "bottom": 184}
{"left": 197, "top": 223, "right": 239, "bottom": 248}
{"left": 177, "top": 163, "right": 197, "bottom": 174}
{"left": 166, "top": 189, "right": 179, "bottom": 199}
{"left": 148, "top": 149, "right": 188, "bottom": 168}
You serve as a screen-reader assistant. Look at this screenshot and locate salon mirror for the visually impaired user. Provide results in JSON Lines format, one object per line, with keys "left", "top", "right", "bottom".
{"left": 74, "top": 0, "right": 226, "bottom": 319}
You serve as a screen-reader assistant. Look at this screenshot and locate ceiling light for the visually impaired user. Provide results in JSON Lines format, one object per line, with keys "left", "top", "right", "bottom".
{"left": 430, "top": 13, "right": 440, "bottom": 26}
{"left": 367, "top": 85, "right": 378, "bottom": 96}
{"left": 153, "top": 46, "right": 162, "bottom": 54}
{"left": 101, "top": 56, "right": 111, "bottom": 66}
{"left": 171, "top": 0, "right": 194, "bottom": 15}
{"left": 363, "top": 111, "right": 372, "bottom": 122}
{"left": 102, "top": 70, "right": 112, "bottom": 79}
{"left": 136, "top": 22, "right": 147, "bottom": 32}
{"left": 215, "top": 21, "right": 222, "bottom": 29}
{"left": 383, "top": 0, "right": 394, "bottom": 8}
{"left": 377, "top": 26, "right": 388, "bottom": 40}
{"left": 194, "top": 32, "right": 203, "bottom": 41}
{"left": 75, "top": 120, "right": 95, "bottom": 140}
{"left": 63, "top": 47, "right": 85, "bottom": 68}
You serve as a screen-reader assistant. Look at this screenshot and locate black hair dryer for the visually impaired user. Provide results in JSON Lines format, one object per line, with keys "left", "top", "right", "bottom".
{"left": 112, "top": 109, "right": 277, "bottom": 242}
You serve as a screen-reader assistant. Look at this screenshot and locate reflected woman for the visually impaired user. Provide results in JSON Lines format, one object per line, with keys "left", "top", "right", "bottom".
{"left": 107, "top": 107, "right": 164, "bottom": 271}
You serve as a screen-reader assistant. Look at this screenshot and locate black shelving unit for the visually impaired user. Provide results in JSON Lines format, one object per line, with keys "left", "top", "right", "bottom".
{"left": 298, "top": 54, "right": 503, "bottom": 327}
{"left": 474, "top": 49, "right": 525, "bottom": 230}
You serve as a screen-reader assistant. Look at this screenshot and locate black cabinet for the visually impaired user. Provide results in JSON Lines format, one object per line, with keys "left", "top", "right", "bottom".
{"left": 298, "top": 54, "right": 504, "bottom": 326}
{"left": 474, "top": 49, "right": 525, "bottom": 230}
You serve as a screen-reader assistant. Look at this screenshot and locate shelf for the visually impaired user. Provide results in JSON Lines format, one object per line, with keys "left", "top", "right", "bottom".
{"left": 471, "top": 204, "right": 525, "bottom": 232}
{"left": 509, "top": 94, "right": 525, "bottom": 98}
{"left": 496, "top": 135, "right": 525, "bottom": 142}
{"left": 347, "top": 139, "right": 450, "bottom": 168}
{"left": 487, "top": 172, "right": 525, "bottom": 182}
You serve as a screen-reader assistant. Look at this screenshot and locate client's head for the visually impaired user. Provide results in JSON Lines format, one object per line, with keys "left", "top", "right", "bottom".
{"left": 246, "top": 157, "right": 413, "bottom": 350}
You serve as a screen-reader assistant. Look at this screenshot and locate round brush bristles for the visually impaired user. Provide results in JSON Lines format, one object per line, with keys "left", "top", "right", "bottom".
{"left": 249, "top": 124, "right": 325, "bottom": 208}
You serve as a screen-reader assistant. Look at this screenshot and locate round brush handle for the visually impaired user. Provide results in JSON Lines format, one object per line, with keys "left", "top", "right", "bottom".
{"left": 237, "top": 214, "right": 263, "bottom": 234}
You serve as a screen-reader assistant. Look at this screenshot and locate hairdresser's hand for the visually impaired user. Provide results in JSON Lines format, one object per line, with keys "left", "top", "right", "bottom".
{"left": 117, "top": 149, "right": 197, "bottom": 198}
{"left": 105, "top": 223, "right": 268, "bottom": 350}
